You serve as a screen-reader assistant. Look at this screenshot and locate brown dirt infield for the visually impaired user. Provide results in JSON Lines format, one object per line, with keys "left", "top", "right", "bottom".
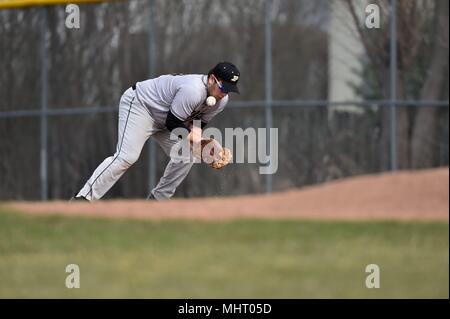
{"left": 5, "top": 167, "right": 449, "bottom": 221}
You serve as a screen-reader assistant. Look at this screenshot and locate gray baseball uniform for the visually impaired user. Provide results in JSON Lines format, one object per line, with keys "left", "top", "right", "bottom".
{"left": 77, "top": 74, "right": 228, "bottom": 201}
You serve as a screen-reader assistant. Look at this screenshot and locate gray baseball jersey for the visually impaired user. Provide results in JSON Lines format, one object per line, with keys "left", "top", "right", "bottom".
{"left": 135, "top": 74, "right": 228, "bottom": 126}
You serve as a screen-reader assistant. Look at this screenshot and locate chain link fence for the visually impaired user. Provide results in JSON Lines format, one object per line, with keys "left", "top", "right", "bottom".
{"left": 0, "top": 0, "right": 448, "bottom": 200}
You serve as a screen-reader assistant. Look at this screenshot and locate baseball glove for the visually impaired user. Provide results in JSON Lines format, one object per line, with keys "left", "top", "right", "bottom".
{"left": 209, "top": 147, "right": 232, "bottom": 169}
{"left": 193, "top": 138, "right": 232, "bottom": 169}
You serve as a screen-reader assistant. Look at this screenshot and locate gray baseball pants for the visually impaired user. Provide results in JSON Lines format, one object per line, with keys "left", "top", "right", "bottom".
{"left": 77, "top": 87, "right": 193, "bottom": 201}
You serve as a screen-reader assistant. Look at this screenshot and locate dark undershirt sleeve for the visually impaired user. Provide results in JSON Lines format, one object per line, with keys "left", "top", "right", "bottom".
{"left": 165, "top": 110, "right": 190, "bottom": 132}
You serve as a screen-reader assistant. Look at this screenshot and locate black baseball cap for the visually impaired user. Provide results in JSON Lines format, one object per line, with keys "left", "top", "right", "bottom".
{"left": 209, "top": 62, "right": 240, "bottom": 94}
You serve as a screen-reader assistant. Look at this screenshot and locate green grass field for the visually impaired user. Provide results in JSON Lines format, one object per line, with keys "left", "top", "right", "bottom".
{"left": 0, "top": 206, "right": 448, "bottom": 298}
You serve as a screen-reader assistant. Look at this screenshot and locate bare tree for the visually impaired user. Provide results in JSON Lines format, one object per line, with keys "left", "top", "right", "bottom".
{"left": 344, "top": 0, "right": 448, "bottom": 169}
{"left": 411, "top": 0, "right": 449, "bottom": 168}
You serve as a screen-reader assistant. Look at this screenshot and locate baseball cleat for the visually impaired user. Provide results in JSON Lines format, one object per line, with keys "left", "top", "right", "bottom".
{"left": 70, "top": 195, "right": 89, "bottom": 202}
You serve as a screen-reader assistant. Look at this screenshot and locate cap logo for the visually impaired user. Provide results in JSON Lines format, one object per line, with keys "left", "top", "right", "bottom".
{"left": 231, "top": 75, "right": 239, "bottom": 82}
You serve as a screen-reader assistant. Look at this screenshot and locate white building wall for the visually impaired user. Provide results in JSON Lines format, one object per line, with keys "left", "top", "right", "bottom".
{"left": 328, "top": 0, "right": 366, "bottom": 113}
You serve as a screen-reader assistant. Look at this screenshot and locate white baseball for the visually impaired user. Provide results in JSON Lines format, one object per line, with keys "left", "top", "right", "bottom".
{"left": 206, "top": 96, "right": 216, "bottom": 107}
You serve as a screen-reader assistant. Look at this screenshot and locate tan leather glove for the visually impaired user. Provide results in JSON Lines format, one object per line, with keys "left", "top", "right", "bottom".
{"left": 209, "top": 147, "right": 232, "bottom": 169}
{"left": 193, "top": 138, "right": 232, "bottom": 169}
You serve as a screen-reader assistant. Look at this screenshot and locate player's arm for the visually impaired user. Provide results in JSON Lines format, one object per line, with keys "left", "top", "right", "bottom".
{"left": 166, "top": 87, "right": 225, "bottom": 164}
{"left": 165, "top": 103, "right": 209, "bottom": 159}
{"left": 166, "top": 113, "right": 219, "bottom": 161}
{"left": 165, "top": 110, "right": 205, "bottom": 146}
{"left": 166, "top": 85, "right": 203, "bottom": 144}
{"left": 198, "top": 97, "right": 232, "bottom": 168}
{"left": 165, "top": 110, "right": 190, "bottom": 133}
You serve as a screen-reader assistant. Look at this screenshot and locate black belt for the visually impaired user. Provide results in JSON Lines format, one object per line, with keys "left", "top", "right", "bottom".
{"left": 132, "top": 84, "right": 136, "bottom": 90}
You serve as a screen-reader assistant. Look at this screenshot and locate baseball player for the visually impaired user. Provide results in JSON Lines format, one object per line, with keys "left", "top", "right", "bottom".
{"left": 71, "top": 62, "right": 239, "bottom": 202}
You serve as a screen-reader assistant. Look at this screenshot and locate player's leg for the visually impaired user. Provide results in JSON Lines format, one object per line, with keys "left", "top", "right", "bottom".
{"left": 149, "top": 130, "right": 194, "bottom": 200}
{"left": 76, "top": 88, "right": 155, "bottom": 201}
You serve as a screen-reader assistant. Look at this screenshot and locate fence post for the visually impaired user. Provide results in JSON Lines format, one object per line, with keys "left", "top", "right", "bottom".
{"left": 389, "top": 0, "right": 397, "bottom": 171}
{"left": 147, "top": 0, "right": 157, "bottom": 194}
{"left": 264, "top": 0, "right": 273, "bottom": 193}
{"left": 40, "top": 7, "right": 48, "bottom": 200}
